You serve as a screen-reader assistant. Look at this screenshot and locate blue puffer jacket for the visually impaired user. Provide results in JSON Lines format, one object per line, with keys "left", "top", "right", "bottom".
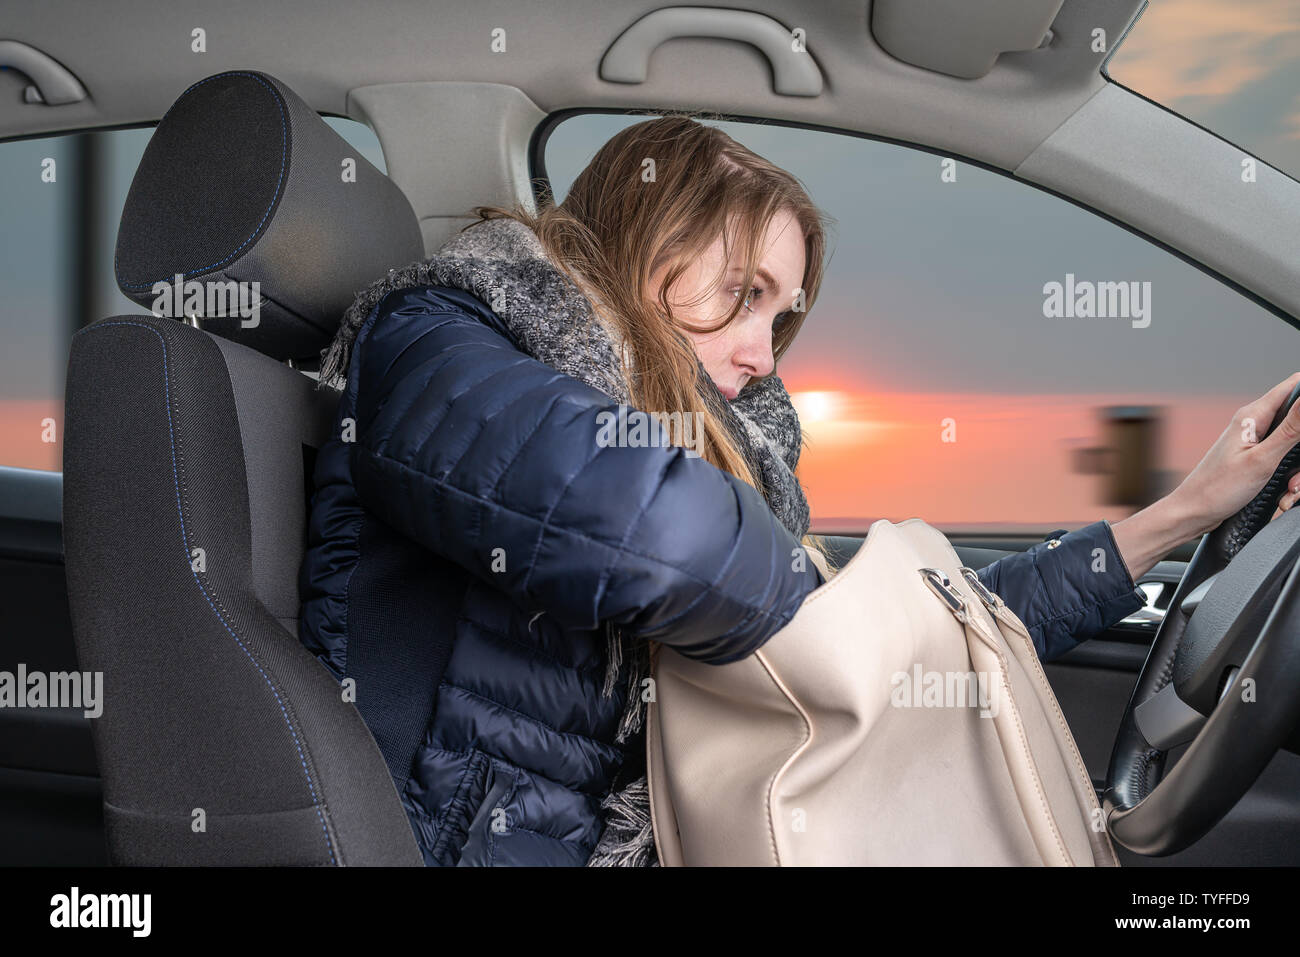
{"left": 298, "top": 284, "right": 1147, "bottom": 866}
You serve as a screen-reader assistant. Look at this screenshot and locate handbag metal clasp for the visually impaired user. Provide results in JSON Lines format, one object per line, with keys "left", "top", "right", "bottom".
{"left": 959, "top": 566, "right": 1002, "bottom": 610}
{"left": 919, "top": 567, "right": 967, "bottom": 622}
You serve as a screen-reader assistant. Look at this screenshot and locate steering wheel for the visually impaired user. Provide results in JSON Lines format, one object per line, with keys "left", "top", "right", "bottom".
{"left": 1103, "top": 381, "right": 1300, "bottom": 856}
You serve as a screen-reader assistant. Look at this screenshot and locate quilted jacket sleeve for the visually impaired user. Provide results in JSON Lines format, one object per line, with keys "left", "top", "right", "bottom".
{"left": 974, "top": 521, "right": 1146, "bottom": 661}
{"left": 345, "top": 286, "right": 824, "bottom": 666}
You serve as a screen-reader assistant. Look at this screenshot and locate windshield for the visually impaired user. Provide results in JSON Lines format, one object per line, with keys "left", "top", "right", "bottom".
{"left": 1105, "top": 0, "right": 1300, "bottom": 181}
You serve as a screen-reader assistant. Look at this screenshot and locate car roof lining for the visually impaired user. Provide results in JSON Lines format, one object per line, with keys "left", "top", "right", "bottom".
{"left": 0, "top": 0, "right": 1138, "bottom": 165}
{"left": 5, "top": 0, "right": 1299, "bottom": 322}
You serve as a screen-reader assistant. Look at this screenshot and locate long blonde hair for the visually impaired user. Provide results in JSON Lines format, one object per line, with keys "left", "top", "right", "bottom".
{"left": 471, "top": 110, "right": 838, "bottom": 574}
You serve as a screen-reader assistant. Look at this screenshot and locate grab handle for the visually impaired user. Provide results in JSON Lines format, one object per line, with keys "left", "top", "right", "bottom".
{"left": 600, "top": 6, "right": 823, "bottom": 97}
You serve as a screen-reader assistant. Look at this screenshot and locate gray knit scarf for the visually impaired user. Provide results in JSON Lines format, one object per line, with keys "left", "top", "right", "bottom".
{"left": 319, "top": 215, "right": 810, "bottom": 866}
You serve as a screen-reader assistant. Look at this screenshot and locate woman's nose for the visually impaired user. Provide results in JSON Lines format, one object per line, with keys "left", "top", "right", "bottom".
{"left": 736, "top": 324, "right": 775, "bottom": 379}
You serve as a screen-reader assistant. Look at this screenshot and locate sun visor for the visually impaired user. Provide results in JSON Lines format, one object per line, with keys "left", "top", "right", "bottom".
{"left": 871, "top": 0, "right": 1064, "bottom": 79}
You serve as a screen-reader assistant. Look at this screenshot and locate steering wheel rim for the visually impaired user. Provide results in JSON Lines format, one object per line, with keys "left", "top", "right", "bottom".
{"left": 1103, "top": 386, "right": 1300, "bottom": 856}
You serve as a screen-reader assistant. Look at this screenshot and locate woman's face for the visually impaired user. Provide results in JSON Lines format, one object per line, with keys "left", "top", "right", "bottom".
{"left": 651, "top": 207, "right": 806, "bottom": 400}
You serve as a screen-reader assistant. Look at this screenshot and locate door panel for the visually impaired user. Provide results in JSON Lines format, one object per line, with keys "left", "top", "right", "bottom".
{"left": 0, "top": 467, "right": 104, "bottom": 865}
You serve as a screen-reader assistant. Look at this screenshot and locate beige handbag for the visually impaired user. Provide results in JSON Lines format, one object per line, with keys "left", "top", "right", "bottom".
{"left": 646, "top": 518, "right": 1119, "bottom": 866}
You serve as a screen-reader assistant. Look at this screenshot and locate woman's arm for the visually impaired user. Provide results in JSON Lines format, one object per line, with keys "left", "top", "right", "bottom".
{"left": 975, "top": 521, "right": 1145, "bottom": 662}
{"left": 981, "top": 374, "right": 1300, "bottom": 661}
{"left": 1111, "top": 374, "right": 1300, "bottom": 581}
{"left": 344, "top": 286, "right": 823, "bottom": 665}
{"left": 1107, "top": 493, "right": 1206, "bottom": 582}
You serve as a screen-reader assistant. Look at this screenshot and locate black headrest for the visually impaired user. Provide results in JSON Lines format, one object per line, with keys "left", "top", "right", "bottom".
{"left": 115, "top": 70, "right": 423, "bottom": 362}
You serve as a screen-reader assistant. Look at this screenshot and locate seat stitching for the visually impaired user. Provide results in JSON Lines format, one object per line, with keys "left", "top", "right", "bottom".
{"left": 73, "top": 319, "right": 337, "bottom": 865}
{"left": 116, "top": 72, "right": 288, "bottom": 287}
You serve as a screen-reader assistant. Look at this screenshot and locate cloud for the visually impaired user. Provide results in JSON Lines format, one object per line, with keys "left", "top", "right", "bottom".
{"left": 1108, "top": 0, "right": 1300, "bottom": 103}
{"left": 1287, "top": 106, "right": 1300, "bottom": 141}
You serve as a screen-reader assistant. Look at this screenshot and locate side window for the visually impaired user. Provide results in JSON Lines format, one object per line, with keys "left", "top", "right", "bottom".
{"left": 323, "top": 116, "right": 387, "bottom": 178}
{"left": 0, "top": 117, "right": 384, "bottom": 472}
{"left": 543, "top": 114, "right": 1299, "bottom": 533}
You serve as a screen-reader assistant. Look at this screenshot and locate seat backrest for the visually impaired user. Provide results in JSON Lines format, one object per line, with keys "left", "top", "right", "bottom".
{"left": 62, "top": 71, "right": 426, "bottom": 865}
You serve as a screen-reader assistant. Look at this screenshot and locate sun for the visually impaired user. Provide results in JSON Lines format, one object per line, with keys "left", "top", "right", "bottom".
{"left": 790, "top": 390, "right": 842, "bottom": 423}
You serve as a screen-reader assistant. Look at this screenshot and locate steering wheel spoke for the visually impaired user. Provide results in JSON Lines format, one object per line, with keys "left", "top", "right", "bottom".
{"left": 1134, "top": 681, "right": 1206, "bottom": 750}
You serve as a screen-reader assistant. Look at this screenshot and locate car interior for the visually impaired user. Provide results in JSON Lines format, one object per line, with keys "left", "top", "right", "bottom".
{"left": 3, "top": 0, "right": 1300, "bottom": 867}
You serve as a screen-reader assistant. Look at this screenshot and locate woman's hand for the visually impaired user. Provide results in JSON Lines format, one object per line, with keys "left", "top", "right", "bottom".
{"left": 1172, "top": 371, "right": 1300, "bottom": 534}
{"left": 1110, "top": 373, "right": 1300, "bottom": 581}
{"left": 1274, "top": 484, "right": 1300, "bottom": 520}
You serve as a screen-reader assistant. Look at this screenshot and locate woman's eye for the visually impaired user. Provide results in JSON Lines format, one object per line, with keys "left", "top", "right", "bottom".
{"left": 732, "top": 286, "right": 762, "bottom": 312}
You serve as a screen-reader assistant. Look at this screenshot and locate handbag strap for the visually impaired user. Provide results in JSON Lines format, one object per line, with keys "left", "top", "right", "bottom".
{"left": 959, "top": 567, "right": 1119, "bottom": 867}
{"left": 920, "top": 568, "right": 1076, "bottom": 866}
{"left": 645, "top": 690, "right": 686, "bottom": 866}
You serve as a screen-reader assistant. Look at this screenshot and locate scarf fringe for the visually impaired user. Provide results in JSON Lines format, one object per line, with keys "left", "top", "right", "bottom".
{"left": 584, "top": 773, "right": 660, "bottom": 867}
{"left": 602, "top": 622, "right": 649, "bottom": 744}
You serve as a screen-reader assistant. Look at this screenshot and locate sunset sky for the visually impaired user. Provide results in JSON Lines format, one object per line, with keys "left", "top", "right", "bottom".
{"left": 3, "top": 1, "right": 1298, "bottom": 535}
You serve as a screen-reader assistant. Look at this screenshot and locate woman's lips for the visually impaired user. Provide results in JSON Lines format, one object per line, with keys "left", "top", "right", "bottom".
{"left": 721, "top": 377, "right": 750, "bottom": 400}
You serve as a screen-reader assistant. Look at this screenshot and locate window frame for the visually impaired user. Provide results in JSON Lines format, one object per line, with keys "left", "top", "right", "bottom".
{"left": 528, "top": 106, "right": 1300, "bottom": 334}
{"left": 1099, "top": 1, "right": 1300, "bottom": 191}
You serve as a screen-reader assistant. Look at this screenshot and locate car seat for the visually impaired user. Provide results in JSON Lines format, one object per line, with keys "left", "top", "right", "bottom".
{"left": 62, "top": 70, "right": 426, "bottom": 865}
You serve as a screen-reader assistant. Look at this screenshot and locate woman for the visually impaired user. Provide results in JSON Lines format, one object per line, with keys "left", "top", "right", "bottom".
{"left": 300, "top": 113, "right": 1300, "bottom": 867}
